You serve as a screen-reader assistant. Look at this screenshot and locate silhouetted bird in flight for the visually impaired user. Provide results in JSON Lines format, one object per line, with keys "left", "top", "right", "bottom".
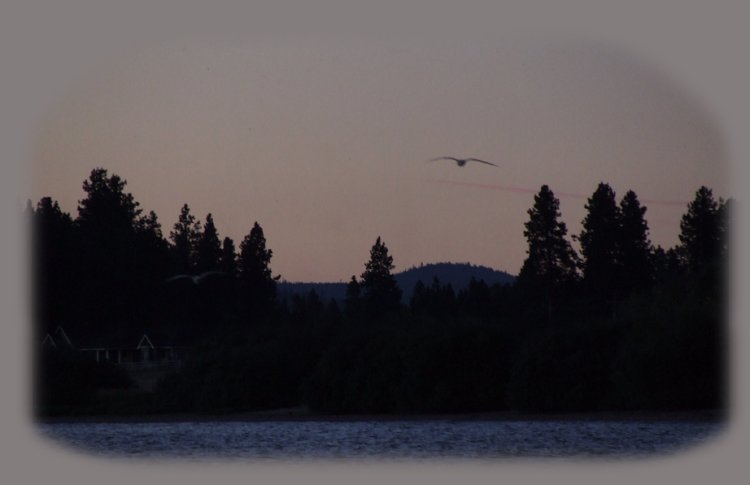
{"left": 162, "top": 271, "right": 228, "bottom": 286}
{"left": 429, "top": 156, "right": 499, "bottom": 167}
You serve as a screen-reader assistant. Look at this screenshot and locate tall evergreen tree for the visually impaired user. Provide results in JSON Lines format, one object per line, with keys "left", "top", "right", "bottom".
{"left": 678, "top": 186, "right": 724, "bottom": 273}
{"left": 219, "top": 236, "right": 237, "bottom": 275}
{"left": 169, "top": 204, "right": 201, "bottom": 274}
{"left": 135, "top": 210, "right": 165, "bottom": 241}
{"left": 517, "top": 185, "right": 578, "bottom": 325}
{"left": 360, "top": 236, "right": 402, "bottom": 316}
{"left": 77, "top": 168, "right": 142, "bottom": 239}
{"left": 32, "top": 197, "right": 75, "bottom": 336}
{"left": 195, "top": 213, "right": 222, "bottom": 273}
{"left": 578, "top": 183, "right": 621, "bottom": 298}
{"left": 74, "top": 168, "right": 144, "bottom": 331}
{"left": 238, "top": 222, "right": 277, "bottom": 314}
{"left": 517, "top": 185, "right": 578, "bottom": 288}
{"left": 618, "top": 190, "right": 653, "bottom": 294}
{"left": 133, "top": 210, "right": 171, "bottom": 283}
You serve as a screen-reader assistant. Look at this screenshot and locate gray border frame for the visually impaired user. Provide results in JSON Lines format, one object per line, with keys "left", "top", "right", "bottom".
{"left": 2, "top": 1, "right": 748, "bottom": 483}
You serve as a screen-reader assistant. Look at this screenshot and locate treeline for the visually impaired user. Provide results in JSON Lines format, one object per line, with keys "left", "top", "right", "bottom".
{"left": 31, "top": 169, "right": 730, "bottom": 416}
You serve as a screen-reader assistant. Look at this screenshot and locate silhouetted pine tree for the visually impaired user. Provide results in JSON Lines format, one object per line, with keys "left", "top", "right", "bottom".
{"left": 618, "top": 190, "right": 653, "bottom": 295}
{"left": 678, "top": 186, "right": 725, "bottom": 273}
{"left": 518, "top": 185, "right": 578, "bottom": 288}
{"left": 219, "top": 236, "right": 238, "bottom": 275}
{"left": 32, "top": 197, "right": 76, "bottom": 336}
{"left": 195, "top": 213, "right": 222, "bottom": 273}
{"left": 133, "top": 210, "right": 171, "bottom": 285}
{"left": 578, "top": 183, "right": 622, "bottom": 305}
{"left": 360, "top": 236, "right": 402, "bottom": 317}
{"left": 77, "top": 168, "right": 142, "bottom": 237}
{"left": 238, "top": 222, "right": 277, "bottom": 316}
{"left": 74, "top": 168, "right": 144, "bottom": 333}
{"left": 517, "top": 185, "right": 578, "bottom": 325}
{"left": 678, "top": 187, "right": 732, "bottom": 318}
{"left": 169, "top": 204, "right": 201, "bottom": 274}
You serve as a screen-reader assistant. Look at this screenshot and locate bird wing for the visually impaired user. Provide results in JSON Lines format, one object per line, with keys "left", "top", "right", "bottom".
{"left": 466, "top": 158, "right": 499, "bottom": 167}
{"left": 195, "top": 270, "right": 228, "bottom": 283}
{"left": 428, "top": 156, "right": 459, "bottom": 162}
{"left": 161, "top": 274, "right": 193, "bottom": 285}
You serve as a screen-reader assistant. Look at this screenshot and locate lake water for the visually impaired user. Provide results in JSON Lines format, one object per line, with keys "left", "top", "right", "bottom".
{"left": 37, "top": 419, "right": 724, "bottom": 461}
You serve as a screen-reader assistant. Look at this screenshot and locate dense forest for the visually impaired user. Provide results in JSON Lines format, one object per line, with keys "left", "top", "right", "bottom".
{"left": 32, "top": 168, "right": 730, "bottom": 416}
{"left": 277, "top": 262, "right": 515, "bottom": 303}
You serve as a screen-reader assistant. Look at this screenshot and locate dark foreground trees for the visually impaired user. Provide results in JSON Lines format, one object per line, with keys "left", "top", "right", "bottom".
{"left": 32, "top": 169, "right": 729, "bottom": 417}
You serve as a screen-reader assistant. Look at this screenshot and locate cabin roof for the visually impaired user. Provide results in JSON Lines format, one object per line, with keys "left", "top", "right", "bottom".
{"left": 41, "top": 334, "right": 56, "bottom": 348}
{"left": 136, "top": 334, "right": 155, "bottom": 350}
{"left": 44, "top": 327, "right": 189, "bottom": 350}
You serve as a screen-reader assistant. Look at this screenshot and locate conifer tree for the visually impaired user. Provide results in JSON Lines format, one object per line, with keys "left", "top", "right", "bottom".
{"left": 77, "top": 168, "right": 142, "bottom": 239}
{"left": 135, "top": 210, "right": 164, "bottom": 241}
{"left": 33, "top": 197, "right": 75, "bottom": 335}
{"left": 196, "top": 213, "right": 222, "bottom": 273}
{"left": 517, "top": 185, "right": 578, "bottom": 325}
{"left": 618, "top": 190, "right": 653, "bottom": 294}
{"left": 169, "top": 204, "right": 201, "bottom": 274}
{"left": 75, "top": 168, "right": 145, "bottom": 329}
{"left": 678, "top": 186, "right": 724, "bottom": 273}
{"left": 219, "top": 236, "right": 237, "bottom": 275}
{"left": 517, "top": 185, "right": 578, "bottom": 288}
{"left": 238, "top": 222, "right": 277, "bottom": 314}
{"left": 578, "top": 183, "right": 621, "bottom": 297}
{"left": 134, "top": 210, "right": 171, "bottom": 283}
{"left": 360, "top": 236, "right": 402, "bottom": 316}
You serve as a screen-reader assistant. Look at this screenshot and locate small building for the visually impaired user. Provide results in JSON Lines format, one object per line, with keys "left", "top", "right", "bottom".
{"left": 41, "top": 326, "right": 189, "bottom": 371}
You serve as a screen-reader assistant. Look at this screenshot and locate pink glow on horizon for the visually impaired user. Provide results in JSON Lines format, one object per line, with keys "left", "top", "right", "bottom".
{"left": 426, "top": 178, "right": 690, "bottom": 207}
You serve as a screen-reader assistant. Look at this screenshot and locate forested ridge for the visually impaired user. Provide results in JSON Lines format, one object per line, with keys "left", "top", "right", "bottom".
{"left": 32, "top": 169, "right": 730, "bottom": 416}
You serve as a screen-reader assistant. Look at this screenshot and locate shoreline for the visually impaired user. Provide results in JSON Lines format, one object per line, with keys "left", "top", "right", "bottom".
{"left": 36, "top": 407, "right": 726, "bottom": 425}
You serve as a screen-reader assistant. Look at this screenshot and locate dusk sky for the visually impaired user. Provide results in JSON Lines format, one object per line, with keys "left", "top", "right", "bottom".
{"left": 30, "top": 36, "right": 728, "bottom": 282}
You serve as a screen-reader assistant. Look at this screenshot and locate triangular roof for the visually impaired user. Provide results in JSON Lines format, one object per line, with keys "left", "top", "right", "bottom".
{"left": 44, "top": 326, "right": 189, "bottom": 350}
{"left": 136, "top": 334, "right": 155, "bottom": 350}
{"left": 41, "top": 334, "right": 56, "bottom": 348}
{"left": 54, "top": 326, "right": 73, "bottom": 348}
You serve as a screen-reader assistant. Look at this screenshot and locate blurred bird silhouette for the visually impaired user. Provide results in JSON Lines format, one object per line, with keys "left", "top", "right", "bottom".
{"left": 162, "top": 271, "right": 228, "bottom": 286}
{"left": 429, "top": 156, "right": 499, "bottom": 167}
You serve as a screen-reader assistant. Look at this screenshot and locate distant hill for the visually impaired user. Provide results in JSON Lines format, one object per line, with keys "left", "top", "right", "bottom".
{"left": 278, "top": 262, "right": 516, "bottom": 303}
{"left": 395, "top": 262, "right": 516, "bottom": 301}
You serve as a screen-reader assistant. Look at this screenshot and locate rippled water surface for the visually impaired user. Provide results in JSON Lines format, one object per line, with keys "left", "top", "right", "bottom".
{"left": 37, "top": 420, "right": 723, "bottom": 460}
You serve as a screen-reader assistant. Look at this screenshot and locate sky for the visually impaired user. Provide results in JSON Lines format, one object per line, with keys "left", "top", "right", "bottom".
{"left": 30, "top": 36, "right": 728, "bottom": 282}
